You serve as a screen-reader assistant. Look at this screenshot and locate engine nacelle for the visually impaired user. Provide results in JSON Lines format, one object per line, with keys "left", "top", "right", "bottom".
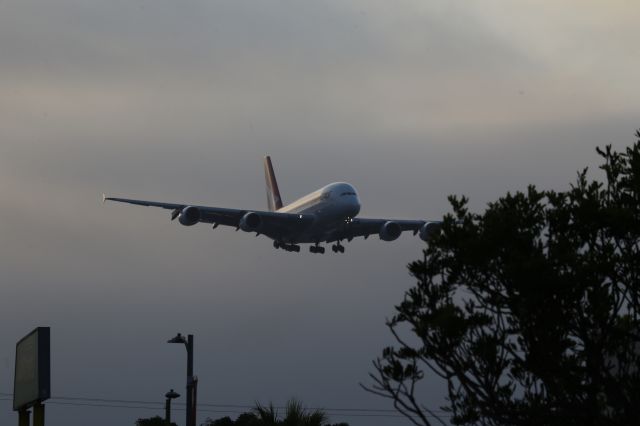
{"left": 379, "top": 221, "right": 402, "bottom": 241}
{"left": 239, "top": 212, "right": 262, "bottom": 232}
{"left": 419, "top": 221, "right": 442, "bottom": 242}
{"left": 178, "top": 206, "right": 200, "bottom": 226}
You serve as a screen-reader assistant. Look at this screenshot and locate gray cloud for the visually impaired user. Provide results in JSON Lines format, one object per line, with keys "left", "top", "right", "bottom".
{"left": 1, "top": 1, "right": 639, "bottom": 425}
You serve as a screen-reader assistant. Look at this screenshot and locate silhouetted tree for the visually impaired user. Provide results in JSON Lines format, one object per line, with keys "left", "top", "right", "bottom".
{"left": 365, "top": 132, "right": 640, "bottom": 426}
{"left": 205, "top": 416, "right": 234, "bottom": 426}
{"left": 135, "top": 415, "right": 177, "bottom": 426}
{"left": 201, "top": 399, "right": 349, "bottom": 426}
{"left": 204, "top": 414, "right": 259, "bottom": 426}
{"left": 253, "top": 402, "right": 279, "bottom": 425}
{"left": 277, "top": 399, "right": 327, "bottom": 426}
{"left": 236, "top": 412, "right": 262, "bottom": 425}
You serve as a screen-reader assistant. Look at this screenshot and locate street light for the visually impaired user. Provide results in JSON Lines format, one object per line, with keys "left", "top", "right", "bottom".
{"left": 168, "top": 333, "right": 196, "bottom": 426}
{"left": 167, "top": 333, "right": 187, "bottom": 345}
{"left": 164, "top": 389, "right": 180, "bottom": 425}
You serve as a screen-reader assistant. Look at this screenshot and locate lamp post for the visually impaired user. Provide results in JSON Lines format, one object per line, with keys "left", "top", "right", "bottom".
{"left": 168, "top": 333, "right": 195, "bottom": 426}
{"left": 164, "top": 389, "right": 180, "bottom": 425}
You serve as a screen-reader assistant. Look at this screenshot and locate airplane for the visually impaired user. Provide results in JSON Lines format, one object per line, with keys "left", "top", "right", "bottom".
{"left": 103, "top": 156, "right": 442, "bottom": 254}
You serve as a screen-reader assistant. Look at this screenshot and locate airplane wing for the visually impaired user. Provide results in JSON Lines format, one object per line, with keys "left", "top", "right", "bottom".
{"left": 331, "top": 217, "right": 442, "bottom": 242}
{"left": 103, "top": 195, "right": 314, "bottom": 232}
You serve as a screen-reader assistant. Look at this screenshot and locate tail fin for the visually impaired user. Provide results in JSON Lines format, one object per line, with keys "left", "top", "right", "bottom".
{"left": 264, "top": 156, "right": 283, "bottom": 211}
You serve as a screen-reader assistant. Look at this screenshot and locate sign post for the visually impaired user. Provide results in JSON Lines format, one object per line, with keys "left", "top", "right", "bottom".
{"left": 33, "top": 402, "right": 45, "bottom": 426}
{"left": 13, "top": 327, "right": 50, "bottom": 426}
{"left": 18, "top": 409, "right": 29, "bottom": 426}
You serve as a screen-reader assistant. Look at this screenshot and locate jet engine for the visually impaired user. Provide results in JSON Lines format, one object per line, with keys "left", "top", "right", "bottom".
{"left": 239, "top": 212, "right": 262, "bottom": 232}
{"left": 379, "top": 221, "right": 402, "bottom": 241}
{"left": 178, "top": 206, "right": 200, "bottom": 226}
{"left": 419, "top": 221, "right": 442, "bottom": 242}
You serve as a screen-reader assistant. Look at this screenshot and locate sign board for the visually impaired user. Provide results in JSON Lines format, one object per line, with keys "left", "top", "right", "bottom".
{"left": 13, "top": 327, "right": 50, "bottom": 411}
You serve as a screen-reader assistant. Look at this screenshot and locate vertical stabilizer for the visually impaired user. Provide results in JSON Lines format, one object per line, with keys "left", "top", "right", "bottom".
{"left": 264, "top": 156, "right": 283, "bottom": 211}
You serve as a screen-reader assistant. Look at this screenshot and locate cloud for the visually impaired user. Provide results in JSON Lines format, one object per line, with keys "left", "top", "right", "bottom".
{"left": 3, "top": 0, "right": 637, "bottom": 149}
{"left": 1, "top": 2, "right": 639, "bottom": 425}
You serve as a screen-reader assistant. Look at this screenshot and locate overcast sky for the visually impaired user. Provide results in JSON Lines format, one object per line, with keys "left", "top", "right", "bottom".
{"left": 1, "top": 1, "right": 639, "bottom": 425}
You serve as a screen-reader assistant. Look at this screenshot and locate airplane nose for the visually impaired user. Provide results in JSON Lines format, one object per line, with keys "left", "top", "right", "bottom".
{"left": 352, "top": 198, "right": 361, "bottom": 217}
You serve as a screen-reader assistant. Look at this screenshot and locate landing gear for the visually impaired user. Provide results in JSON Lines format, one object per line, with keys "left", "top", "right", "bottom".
{"left": 331, "top": 242, "right": 345, "bottom": 253}
{"left": 274, "top": 241, "right": 300, "bottom": 252}
{"left": 310, "top": 245, "right": 325, "bottom": 254}
{"left": 275, "top": 240, "right": 337, "bottom": 254}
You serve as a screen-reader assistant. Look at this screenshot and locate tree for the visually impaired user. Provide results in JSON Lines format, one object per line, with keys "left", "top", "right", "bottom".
{"left": 205, "top": 413, "right": 260, "bottom": 426}
{"left": 135, "top": 416, "right": 177, "bottom": 426}
{"left": 258, "top": 399, "right": 326, "bottom": 426}
{"left": 364, "top": 132, "right": 640, "bottom": 426}
{"left": 201, "top": 399, "right": 348, "bottom": 426}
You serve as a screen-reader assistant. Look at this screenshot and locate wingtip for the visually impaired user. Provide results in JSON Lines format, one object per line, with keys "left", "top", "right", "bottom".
{"left": 102, "top": 193, "right": 107, "bottom": 204}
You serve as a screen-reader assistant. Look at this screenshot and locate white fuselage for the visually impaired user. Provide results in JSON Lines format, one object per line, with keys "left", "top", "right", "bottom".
{"left": 275, "top": 182, "right": 361, "bottom": 243}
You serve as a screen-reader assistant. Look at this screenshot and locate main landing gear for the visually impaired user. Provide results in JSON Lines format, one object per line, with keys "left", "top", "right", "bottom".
{"left": 273, "top": 241, "right": 343, "bottom": 254}
{"left": 309, "top": 245, "right": 325, "bottom": 254}
{"left": 273, "top": 241, "right": 300, "bottom": 252}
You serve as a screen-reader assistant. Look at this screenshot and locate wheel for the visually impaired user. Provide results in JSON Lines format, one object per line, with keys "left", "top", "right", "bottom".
{"left": 338, "top": 246, "right": 345, "bottom": 253}
{"left": 317, "top": 247, "right": 325, "bottom": 254}
{"left": 292, "top": 245, "right": 300, "bottom": 252}
{"left": 273, "top": 241, "right": 280, "bottom": 249}
{"left": 310, "top": 246, "right": 317, "bottom": 253}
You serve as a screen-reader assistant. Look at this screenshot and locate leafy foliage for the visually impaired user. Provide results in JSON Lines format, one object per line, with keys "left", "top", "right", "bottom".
{"left": 201, "top": 399, "right": 347, "bottom": 426}
{"left": 135, "top": 415, "right": 177, "bottom": 426}
{"left": 205, "top": 412, "right": 261, "bottom": 426}
{"left": 365, "top": 132, "right": 640, "bottom": 425}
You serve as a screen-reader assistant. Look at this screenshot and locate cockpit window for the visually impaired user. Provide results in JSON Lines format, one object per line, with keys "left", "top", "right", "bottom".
{"left": 340, "top": 192, "right": 356, "bottom": 196}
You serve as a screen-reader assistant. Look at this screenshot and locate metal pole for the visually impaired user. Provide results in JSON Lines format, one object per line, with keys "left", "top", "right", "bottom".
{"left": 18, "top": 409, "right": 29, "bottom": 426}
{"left": 192, "top": 377, "right": 198, "bottom": 426}
{"left": 186, "top": 334, "right": 194, "bottom": 426}
{"left": 33, "top": 402, "right": 45, "bottom": 426}
{"left": 164, "top": 389, "right": 180, "bottom": 425}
